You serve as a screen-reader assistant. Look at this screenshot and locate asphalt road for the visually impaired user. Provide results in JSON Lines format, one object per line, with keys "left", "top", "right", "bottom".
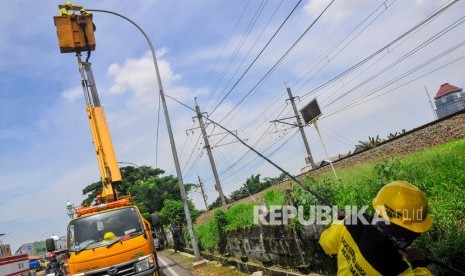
{"left": 157, "top": 250, "right": 193, "bottom": 276}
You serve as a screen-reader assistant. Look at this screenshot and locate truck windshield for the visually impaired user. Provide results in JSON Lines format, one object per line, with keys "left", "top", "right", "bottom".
{"left": 68, "top": 207, "right": 143, "bottom": 252}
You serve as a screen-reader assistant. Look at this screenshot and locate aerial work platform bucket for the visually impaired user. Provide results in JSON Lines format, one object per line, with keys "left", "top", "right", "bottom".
{"left": 53, "top": 15, "right": 96, "bottom": 53}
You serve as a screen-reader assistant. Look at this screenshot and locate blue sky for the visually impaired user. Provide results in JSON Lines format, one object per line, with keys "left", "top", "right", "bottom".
{"left": 1, "top": 0, "right": 464, "bottom": 252}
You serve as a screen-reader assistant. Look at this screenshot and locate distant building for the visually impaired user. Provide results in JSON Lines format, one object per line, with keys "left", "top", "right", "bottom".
{"left": 434, "top": 83, "right": 465, "bottom": 119}
{"left": 0, "top": 244, "right": 12, "bottom": 257}
{"left": 300, "top": 152, "right": 351, "bottom": 173}
{"left": 15, "top": 237, "right": 66, "bottom": 257}
{"left": 15, "top": 243, "right": 34, "bottom": 256}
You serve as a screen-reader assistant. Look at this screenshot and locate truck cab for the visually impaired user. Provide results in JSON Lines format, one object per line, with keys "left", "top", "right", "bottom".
{"left": 66, "top": 203, "right": 158, "bottom": 275}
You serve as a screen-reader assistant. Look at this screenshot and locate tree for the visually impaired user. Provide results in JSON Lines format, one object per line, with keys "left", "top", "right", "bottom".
{"left": 159, "top": 199, "right": 199, "bottom": 251}
{"left": 208, "top": 196, "right": 228, "bottom": 210}
{"left": 81, "top": 166, "right": 164, "bottom": 205}
{"left": 357, "top": 135, "right": 383, "bottom": 150}
{"left": 159, "top": 199, "right": 200, "bottom": 228}
{"left": 228, "top": 173, "right": 287, "bottom": 202}
{"left": 81, "top": 166, "right": 194, "bottom": 218}
{"left": 386, "top": 129, "right": 406, "bottom": 140}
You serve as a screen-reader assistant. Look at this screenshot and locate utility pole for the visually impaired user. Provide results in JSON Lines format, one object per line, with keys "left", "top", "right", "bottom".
{"left": 286, "top": 87, "right": 315, "bottom": 168}
{"left": 197, "top": 176, "right": 209, "bottom": 211}
{"left": 424, "top": 86, "right": 438, "bottom": 120}
{"left": 272, "top": 87, "right": 316, "bottom": 168}
{"left": 195, "top": 98, "right": 227, "bottom": 206}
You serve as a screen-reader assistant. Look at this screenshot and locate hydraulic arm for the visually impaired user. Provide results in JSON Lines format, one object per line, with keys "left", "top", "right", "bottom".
{"left": 77, "top": 55, "right": 122, "bottom": 202}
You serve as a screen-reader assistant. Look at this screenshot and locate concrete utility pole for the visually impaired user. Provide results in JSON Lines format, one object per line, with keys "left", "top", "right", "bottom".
{"left": 283, "top": 87, "right": 316, "bottom": 168}
{"left": 197, "top": 176, "right": 209, "bottom": 211}
{"left": 194, "top": 98, "right": 227, "bottom": 206}
{"left": 87, "top": 9, "right": 202, "bottom": 261}
{"left": 424, "top": 86, "right": 438, "bottom": 120}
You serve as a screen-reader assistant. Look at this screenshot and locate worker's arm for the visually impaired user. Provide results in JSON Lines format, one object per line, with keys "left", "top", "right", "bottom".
{"left": 398, "top": 267, "right": 432, "bottom": 276}
{"left": 399, "top": 249, "right": 433, "bottom": 276}
{"left": 318, "top": 220, "right": 345, "bottom": 255}
{"left": 59, "top": 7, "right": 72, "bottom": 16}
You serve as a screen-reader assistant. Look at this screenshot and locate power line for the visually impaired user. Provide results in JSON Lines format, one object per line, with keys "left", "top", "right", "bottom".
{"left": 203, "top": 0, "right": 252, "bottom": 106}
{"left": 292, "top": 0, "right": 398, "bottom": 94}
{"left": 322, "top": 13, "right": 465, "bottom": 108}
{"left": 181, "top": 132, "right": 202, "bottom": 174}
{"left": 207, "top": 0, "right": 269, "bottom": 110}
{"left": 208, "top": 0, "right": 285, "bottom": 113}
{"left": 208, "top": 0, "right": 305, "bottom": 116}
{"left": 216, "top": 0, "right": 337, "bottom": 124}
{"left": 324, "top": 45, "right": 465, "bottom": 119}
{"left": 299, "top": 0, "right": 459, "bottom": 101}
{"left": 203, "top": 109, "right": 331, "bottom": 204}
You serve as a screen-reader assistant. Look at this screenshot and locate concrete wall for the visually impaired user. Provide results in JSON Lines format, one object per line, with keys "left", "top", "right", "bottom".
{"left": 227, "top": 223, "right": 337, "bottom": 275}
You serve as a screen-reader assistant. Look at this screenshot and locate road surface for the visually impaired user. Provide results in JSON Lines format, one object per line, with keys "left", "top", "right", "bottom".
{"left": 157, "top": 250, "right": 193, "bottom": 276}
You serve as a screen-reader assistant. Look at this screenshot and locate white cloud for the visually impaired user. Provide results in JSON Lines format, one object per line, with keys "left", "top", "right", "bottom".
{"left": 303, "top": 0, "right": 373, "bottom": 24}
{"left": 61, "top": 87, "right": 82, "bottom": 102}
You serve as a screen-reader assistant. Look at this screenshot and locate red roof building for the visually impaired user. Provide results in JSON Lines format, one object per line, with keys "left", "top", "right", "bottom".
{"left": 434, "top": 83, "right": 465, "bottom": 119}
{"left": 434, "top": 83, "right": 463, "bottom": 99}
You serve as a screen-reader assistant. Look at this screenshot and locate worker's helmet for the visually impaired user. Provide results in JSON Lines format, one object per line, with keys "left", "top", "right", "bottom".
{"left": 65, "top": 2, "right": 72, "bottom": 8}
{"left": 103, "top": 231, "right": 116, "bottom": 241}
{"left": 372, "top": 181, "right": 432, "bottom": 233}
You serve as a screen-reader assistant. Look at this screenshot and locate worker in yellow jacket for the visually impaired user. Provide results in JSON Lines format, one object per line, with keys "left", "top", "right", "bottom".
{"left": 319, "top": 181, "right": 433, "bottom": 275}
{"left": 59, "top": 1, "right": 74, "bottom": 16}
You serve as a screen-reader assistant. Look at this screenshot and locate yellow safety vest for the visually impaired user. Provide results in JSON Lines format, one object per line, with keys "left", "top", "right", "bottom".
{"left": 319, "top": 215, "right": 432, "bottom": 276}
{"left": 60, "top": 7, "right": 72, "bottom": 16}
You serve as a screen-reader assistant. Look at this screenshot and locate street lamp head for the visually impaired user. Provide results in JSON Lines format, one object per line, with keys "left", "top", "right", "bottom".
{"left": 66, "top": 201, "right": 75, "bottom": 219}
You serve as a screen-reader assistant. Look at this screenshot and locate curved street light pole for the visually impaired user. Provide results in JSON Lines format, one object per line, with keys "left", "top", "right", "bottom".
{"left": 117, "top": 161, "right": 140, "bottom": 168}
{"left": 87, "top": 9, "right": 202, "bottom": 261}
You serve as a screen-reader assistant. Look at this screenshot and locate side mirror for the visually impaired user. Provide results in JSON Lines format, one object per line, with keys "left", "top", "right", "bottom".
{"left": 151, "top": 213, "right": 161, "bottom": 228}
{"left": 45, "top": 238, "right": 56, "bottom": 252}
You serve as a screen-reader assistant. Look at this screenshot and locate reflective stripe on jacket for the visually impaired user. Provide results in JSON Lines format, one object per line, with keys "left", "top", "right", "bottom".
{"left": 319, "top": 214, "right": 432, "bottom": 276}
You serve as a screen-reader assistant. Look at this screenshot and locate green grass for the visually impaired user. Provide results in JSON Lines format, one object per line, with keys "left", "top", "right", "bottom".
{"left": 194, "top": 190, "right": 286, "bottom": 253}
{"left": 195, "top": 218, "right": 218, "bottom": 252}
{"left": 263, "top": 189, "right": 286, "bottom": 207}
{"left": 224, "top": 202, "right": 256, "bottom": 231}
{"left": 194, "top": 139, "right": 465, "bottom": 272}
{"left": 293, "top": 139, "right": 465, "bottom": 273}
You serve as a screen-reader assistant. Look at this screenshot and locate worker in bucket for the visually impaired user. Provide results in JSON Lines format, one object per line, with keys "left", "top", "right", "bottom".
{"left": 80, "top": 8, "right": 92, "bottom": 16}
{"left": 59, "top": 2, "right": 74, "bottom": 16}
{"left": 319, "top": 181, "right": 433, "bottom": 275}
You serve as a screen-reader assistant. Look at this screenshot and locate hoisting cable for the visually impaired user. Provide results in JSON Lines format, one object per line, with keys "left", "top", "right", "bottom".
{"left": 164, "top": 94, "right": 332, "bottom": 206}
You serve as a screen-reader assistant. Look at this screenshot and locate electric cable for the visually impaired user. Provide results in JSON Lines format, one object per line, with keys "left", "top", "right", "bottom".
{"left": 216, "top": 0, "right": 337, "bottom": 124}
{"left": 208, "top": 0, "right": 305, "bottom": 116}
{"left": 322, "top": 14, "right": 465, "bottom": 108}
{"left": 209, "top": 0, "right": 284, "bottom": 112}
{"left": 165, "top": 93, "right": 332, "bottom": 206}
{"left": 324, "top": 53, "right": 465, "bottom": 119}
{"left": 293, "top": 0, "right": 398, "bottom": 94}
{"left": 207, "top": 0, "right": 269, "bottom": 110}
{"left": 298, "top": 0, "right": 459, "bottom": 100}
{"left": 203, "top": 0, "right": 252, "bottom": 107}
